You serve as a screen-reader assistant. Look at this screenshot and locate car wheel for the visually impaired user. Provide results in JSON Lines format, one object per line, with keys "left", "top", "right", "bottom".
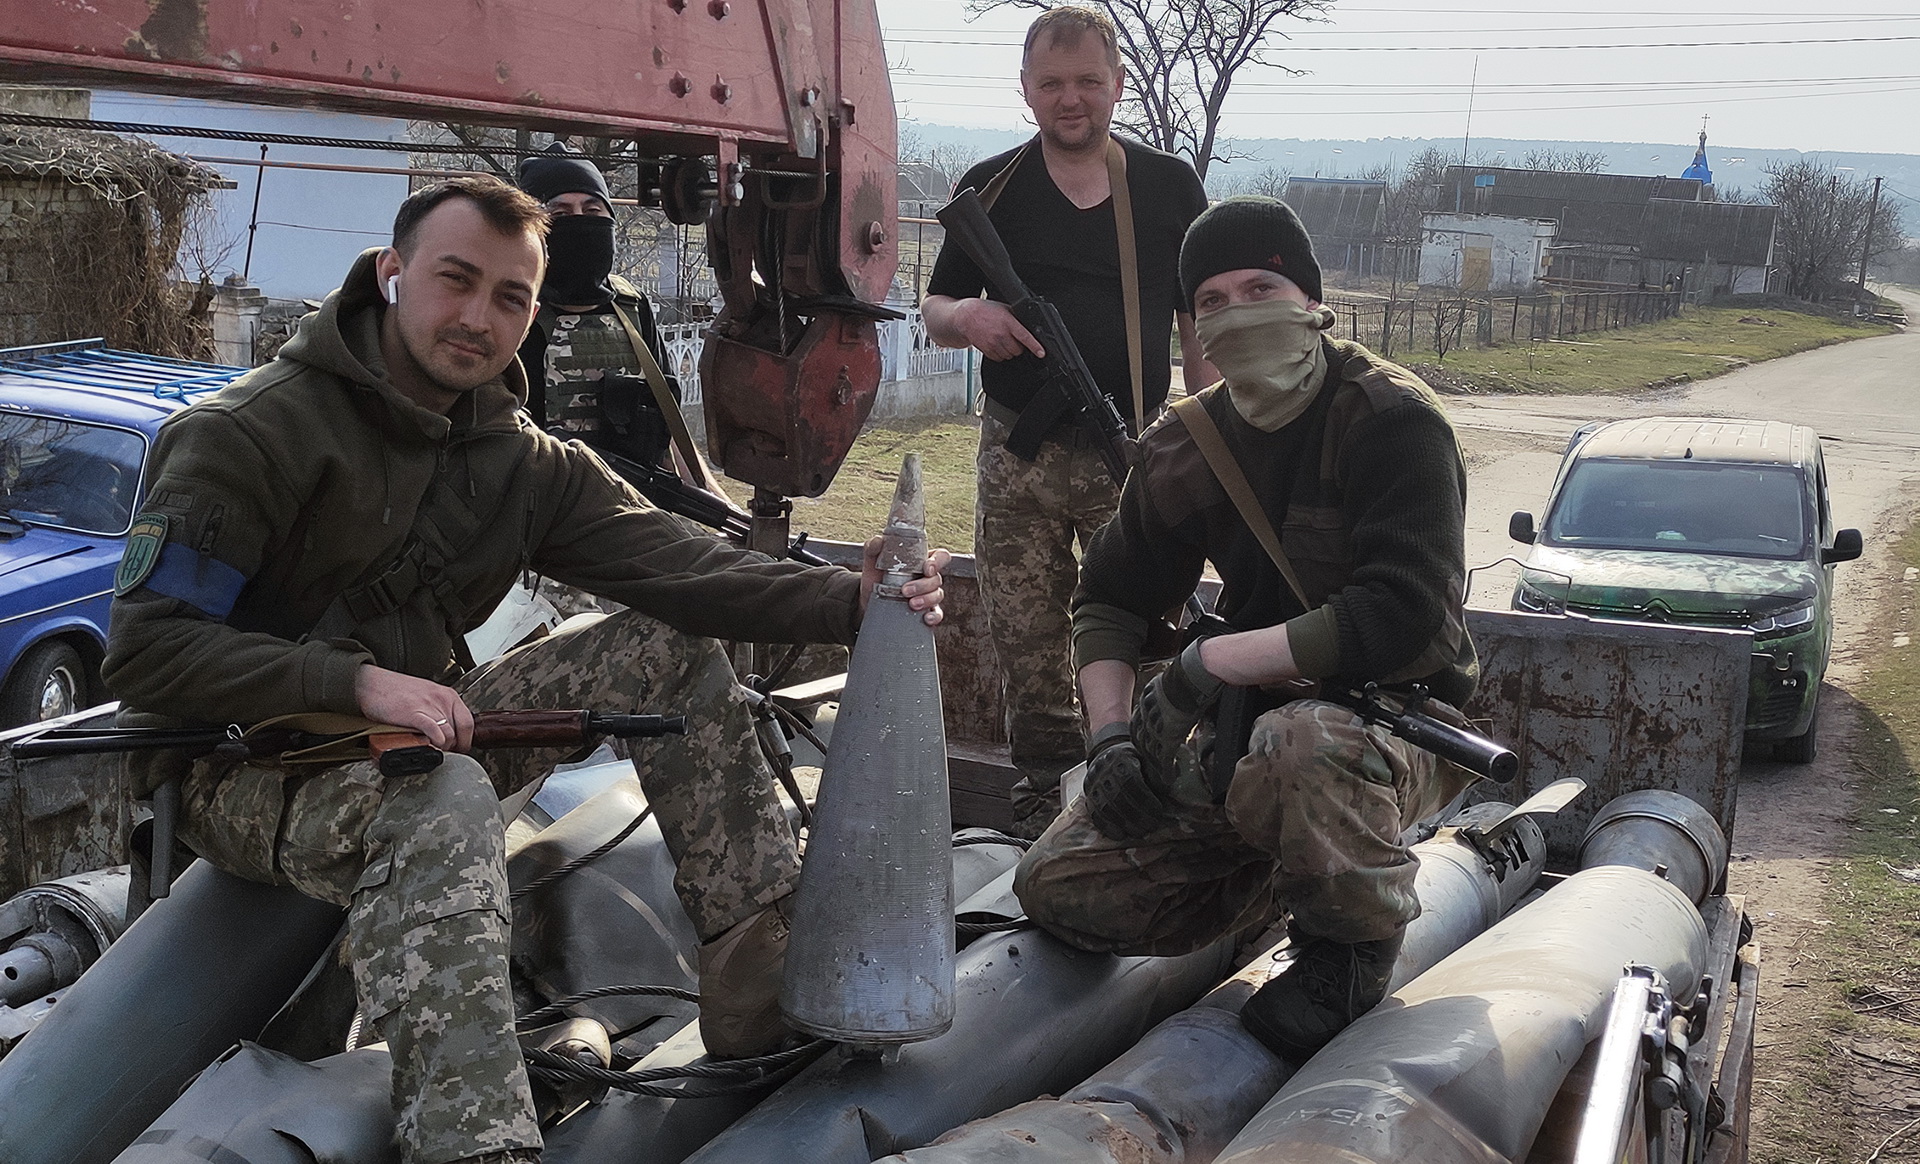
{"left": 0, "top": 640, "right": 88, "bottom": 728}
{"left": 1776, "top": 705, "right": 1818, "bottom": 764}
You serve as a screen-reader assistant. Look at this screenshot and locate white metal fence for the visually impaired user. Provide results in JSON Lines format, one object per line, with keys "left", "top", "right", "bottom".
{"left": 664, "top": 306, "right": 961, "bottom": 411}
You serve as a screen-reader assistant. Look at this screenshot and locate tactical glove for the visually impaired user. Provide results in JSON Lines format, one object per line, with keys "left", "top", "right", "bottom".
{"left": 1082, "top": 722, "right": 1166, "bottom": 841}
{"left": 1131, "top": 638, "right": 1224, "bottom": 785}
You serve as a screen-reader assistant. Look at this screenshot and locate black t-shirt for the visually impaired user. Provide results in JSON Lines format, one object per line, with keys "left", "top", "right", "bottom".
{"left": 927, "top": 136, "right": 1208, "bottom": 431}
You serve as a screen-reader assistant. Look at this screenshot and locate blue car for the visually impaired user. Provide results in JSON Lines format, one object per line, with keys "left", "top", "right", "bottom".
{"left": 0, "top": 341, "right": 247, "bottom": 727}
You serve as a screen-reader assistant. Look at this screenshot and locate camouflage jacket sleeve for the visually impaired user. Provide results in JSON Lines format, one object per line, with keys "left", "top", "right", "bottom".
{"left": 102, "top": 408, "right": 374, "bottom": 724}
{"left": 529, "top": 441, "right": 864, "bottom": 646}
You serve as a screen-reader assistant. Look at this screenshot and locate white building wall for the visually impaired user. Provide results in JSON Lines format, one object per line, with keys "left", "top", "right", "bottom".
{"left": 1418, "top": 213, "right": 1557, "bottom": 291}
{"left": 93, "top": 92, "right": 411, "bottom": 301}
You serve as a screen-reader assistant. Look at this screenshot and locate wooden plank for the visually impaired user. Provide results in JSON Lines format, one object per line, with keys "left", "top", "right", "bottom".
{"left": 1704, "top": 935, "right": 1760, "bottom": 1164}
{"left": 948, "top": 741, "right": 1017, "bottom": 832}
{"left": 1689, "top": 895, "right": 1747, "bottom": 1090}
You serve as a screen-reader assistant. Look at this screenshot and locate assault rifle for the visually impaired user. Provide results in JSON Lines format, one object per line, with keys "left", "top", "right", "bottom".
{"left": 935, "top": 188, "right": 1137, "bottom": 485}
{"left": 600, "top": 450, "right": 831, "bottom": 568}
{"left": 1185, "top": 614, "right": 1517, "bottom": 795}
{"left": 11, "top": 709, "right": 687, "bottom": 900}
{"left": 11, "top": 709, "right": 688, "bottom": 778}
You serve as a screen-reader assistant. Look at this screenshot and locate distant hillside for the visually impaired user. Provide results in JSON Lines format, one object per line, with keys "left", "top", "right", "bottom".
{"left": 905, "top": 123, "right": 1920, "bottom": 203}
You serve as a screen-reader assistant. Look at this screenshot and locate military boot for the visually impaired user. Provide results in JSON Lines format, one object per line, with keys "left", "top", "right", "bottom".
{"left": 1238, "top": 923, "right": 1406, "bottom": 1061}
{"left": 696, "top": 896, "right": 793, "bottom": 1059}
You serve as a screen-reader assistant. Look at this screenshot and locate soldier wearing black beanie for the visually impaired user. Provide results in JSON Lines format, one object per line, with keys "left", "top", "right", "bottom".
{"left": 515, "top": 141, "right": 613, "bottom": 213}
{"left": 1178, "top": 195, "right": 1323, "bottom": 311}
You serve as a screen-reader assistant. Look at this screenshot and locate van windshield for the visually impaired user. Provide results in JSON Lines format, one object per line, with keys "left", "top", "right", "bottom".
{"left": 0, "top": 415, "right": 146, "bottom": 536}
{"left": 1543, "top": 459, "right": 1808, "bottom": 559}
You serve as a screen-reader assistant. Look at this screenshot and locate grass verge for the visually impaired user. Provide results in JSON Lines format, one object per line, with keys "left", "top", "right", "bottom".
{"left": 1397, "top": 303, "right": 1894, "bottom": 395}
{"left": 721, "top": 417, "right": 984, "bottom": 552}
{"left": 1753, "top": 520, "right": 1920, "bottom": 1164}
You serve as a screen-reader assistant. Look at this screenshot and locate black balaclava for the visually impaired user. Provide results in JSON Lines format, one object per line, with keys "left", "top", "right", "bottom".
{"left": 542, "top": 213, "right": 617, "bottom": 307}
{"left": 517, "top": 143, "right": 617, "bottom": 307}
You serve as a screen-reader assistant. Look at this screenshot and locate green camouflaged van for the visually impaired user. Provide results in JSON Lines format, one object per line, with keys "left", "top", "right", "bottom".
{"left": 1508, "top": 416, "right": 1863, "bottom": 763}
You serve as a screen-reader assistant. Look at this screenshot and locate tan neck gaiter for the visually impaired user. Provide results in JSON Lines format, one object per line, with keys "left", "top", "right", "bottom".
{"left": 1196, "top": 299, "right": 1337, "bottom": 432}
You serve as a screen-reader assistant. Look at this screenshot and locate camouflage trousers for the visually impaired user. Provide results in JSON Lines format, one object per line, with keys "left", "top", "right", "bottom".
{"left": 176, "top": 609, "right": 796, "bottom": 1164}
{"left": 1014, "top": 699, "right": 1475, "bottom": 957}
{"left": 975, "top": 410, "right": 1121, "bottom": 836}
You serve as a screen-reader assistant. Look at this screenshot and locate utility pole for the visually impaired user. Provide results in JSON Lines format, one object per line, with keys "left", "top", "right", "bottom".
{"left": 1856, "top": 175, "right": 1882, "bottom": 304}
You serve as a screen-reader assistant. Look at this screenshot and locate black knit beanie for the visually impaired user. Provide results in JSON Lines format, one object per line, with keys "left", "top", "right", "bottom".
{"left": 516, "top": 142, "right": 612, "bottom": 211}
{"left": 1179, "top": 195, "right": 1323, "bottom": 310}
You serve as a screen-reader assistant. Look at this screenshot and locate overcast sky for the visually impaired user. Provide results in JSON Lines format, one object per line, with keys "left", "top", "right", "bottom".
{"left": 876, "top": 0, "right": 1920, "bottom": 160}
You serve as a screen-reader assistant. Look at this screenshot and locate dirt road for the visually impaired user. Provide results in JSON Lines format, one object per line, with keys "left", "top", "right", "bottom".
{"left": 1446, "top": 290, "right": 1920, "bottom": 1156}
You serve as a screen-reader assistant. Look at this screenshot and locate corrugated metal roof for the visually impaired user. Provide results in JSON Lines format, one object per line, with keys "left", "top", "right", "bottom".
{"left": 1640, "top": 199, "right": 1776, "bottom": 267}
{"left": 1441, "top": 166, "right": 1705, "bottom": 246}
{"left": 1283, "top": 177, "right": 1387, "bottom": 241}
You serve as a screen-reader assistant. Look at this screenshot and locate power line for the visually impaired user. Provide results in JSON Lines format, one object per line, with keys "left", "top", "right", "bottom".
{"left": 892, "top": 71, "right": 1920, "bottom": 96}
{"left": 890, "top": 16, "right": 1920, "bottom": 37}
{"left": 885, "top": 33, "right": 1920, "bottom": 51}
{"left": 892, "top": 82, "right": 1920, "bottom": 117}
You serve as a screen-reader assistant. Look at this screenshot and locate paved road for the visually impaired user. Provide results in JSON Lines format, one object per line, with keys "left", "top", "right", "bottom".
{"left": 1451, "top": 290, "right": 1920, "bottom": 614}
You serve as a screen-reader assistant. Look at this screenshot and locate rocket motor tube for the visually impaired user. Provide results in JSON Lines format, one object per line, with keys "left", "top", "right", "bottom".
{"left": 0, "top": 861, "right": 345, "bottom": 1164}
{"left": 1211, "top": 864, "right": 1710, "bottom": 1164}
{"left": 880, "top": 812, "right": 1552, "bottom": 1164}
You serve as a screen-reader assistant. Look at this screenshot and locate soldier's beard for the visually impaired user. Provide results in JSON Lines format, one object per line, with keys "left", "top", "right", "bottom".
{"left": 1197, "top": 299, "right": 1336, "bottom": 432}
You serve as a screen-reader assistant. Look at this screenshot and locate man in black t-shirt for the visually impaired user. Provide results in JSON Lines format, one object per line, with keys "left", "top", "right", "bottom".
{"left": 924, "top": 6, "right": 1211, "bottom": 838}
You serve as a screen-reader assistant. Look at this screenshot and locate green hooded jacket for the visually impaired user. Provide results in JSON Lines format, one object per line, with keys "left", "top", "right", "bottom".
{"left": 104, "top": 250, "right": 860, "bottom": 790}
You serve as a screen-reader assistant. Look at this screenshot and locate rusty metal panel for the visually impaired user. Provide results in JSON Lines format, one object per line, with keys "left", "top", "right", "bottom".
{"left": 0, "top": 0, "right": 822, "bottom": 146}
{"left": 1462, "top": 609, "right": 1750, "bottom": 867}
{"left": 0, "top": 708, "right": 130, "bottom": 901}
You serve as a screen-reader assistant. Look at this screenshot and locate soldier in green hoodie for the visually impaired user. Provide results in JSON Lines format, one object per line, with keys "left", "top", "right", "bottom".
{"left": 103, "top": 175, "right": 948, "bottom": 1164}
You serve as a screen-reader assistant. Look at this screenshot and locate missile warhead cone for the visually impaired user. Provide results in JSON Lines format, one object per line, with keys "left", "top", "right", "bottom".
{"left": 781, "top": 453, "right": 955, "bottom": 1044}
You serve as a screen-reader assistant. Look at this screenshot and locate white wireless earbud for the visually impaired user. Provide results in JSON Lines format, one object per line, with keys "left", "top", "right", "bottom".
{"left": 385, "top": 274, "right": 400, "bottom": 304}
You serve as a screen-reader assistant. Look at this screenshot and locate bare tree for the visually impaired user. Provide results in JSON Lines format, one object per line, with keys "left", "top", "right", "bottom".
{"left": 1428, "top": 296, "right": 1471, "bottom": 361}
{"left": 1213, "top": 165, "right": 1288, "bottom": 199}
{"left": 968, "top": 0, "right": 1333, "bottom": 182}
{"left": 1368, "top": 147, "right": 1454, "bottom": 242}
{"left": 927, "top": 140, "right": 983, "bottom": 193}
{"left": 1519, "top": 148, "right": 1609, "bottom": 174}
{"left": 1762, "top": 160, "right": 1907, "bottom": 301}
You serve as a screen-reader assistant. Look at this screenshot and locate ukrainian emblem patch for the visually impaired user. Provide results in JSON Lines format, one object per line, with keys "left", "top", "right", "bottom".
{"left": 115, "top": 513, "right": 169, "bottom": 597}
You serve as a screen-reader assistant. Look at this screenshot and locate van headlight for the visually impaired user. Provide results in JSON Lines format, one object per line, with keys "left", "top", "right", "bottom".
{"left": 1749, "top": 601, "right": 1816, "bottom": 639}
{"left": 1513, "top": 580, "right": 1565, "bottom": 615}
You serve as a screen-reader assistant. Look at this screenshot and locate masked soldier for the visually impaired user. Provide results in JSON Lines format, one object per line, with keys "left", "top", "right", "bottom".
{"left": 1014, "top": 196, "right": 1479, "bottom": 1061}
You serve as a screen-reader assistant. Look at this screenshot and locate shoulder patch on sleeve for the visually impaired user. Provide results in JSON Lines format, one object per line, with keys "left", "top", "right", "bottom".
{"left": 115, "top": 513, "right": 169, "bottom": 596}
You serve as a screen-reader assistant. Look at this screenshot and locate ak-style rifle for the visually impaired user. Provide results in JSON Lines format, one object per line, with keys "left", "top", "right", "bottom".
{"left": 11, "top": 708, "right": 687, "bottom": 776}
{"left": 935, "top": 187, "right": 1137, "bottom": 485}
{"left": 11, "top": 709, "right": 687, "bottom": 901}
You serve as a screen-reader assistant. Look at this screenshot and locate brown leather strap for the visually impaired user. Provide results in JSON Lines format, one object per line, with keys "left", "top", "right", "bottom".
{"left": 1170, "top": 393, "right": 1312, "bottom": 611}
{"left": 610, "top": 299, "right": 722, "bottom": 493}
{"left": 1106, "top": 137, "right": 1144, "bottom": 435}
{"left": 975, "top": 141, "right": 1030, "bottom": 211}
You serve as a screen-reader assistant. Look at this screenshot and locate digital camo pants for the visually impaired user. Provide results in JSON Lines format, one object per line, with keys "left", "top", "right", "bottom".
{"left": 1014, "top": 699, "right": 1475, "bottom": 958}
{"left": 176, "top": 610, "right": 794, "bottom": 1164}
{"left": 975, "top": 411, "right": 1121, "bottom": 835}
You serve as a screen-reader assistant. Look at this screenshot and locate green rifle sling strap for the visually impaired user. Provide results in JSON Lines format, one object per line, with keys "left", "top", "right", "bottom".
{"left": 610, "top": 298, "right": 723, "bottom": 494}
